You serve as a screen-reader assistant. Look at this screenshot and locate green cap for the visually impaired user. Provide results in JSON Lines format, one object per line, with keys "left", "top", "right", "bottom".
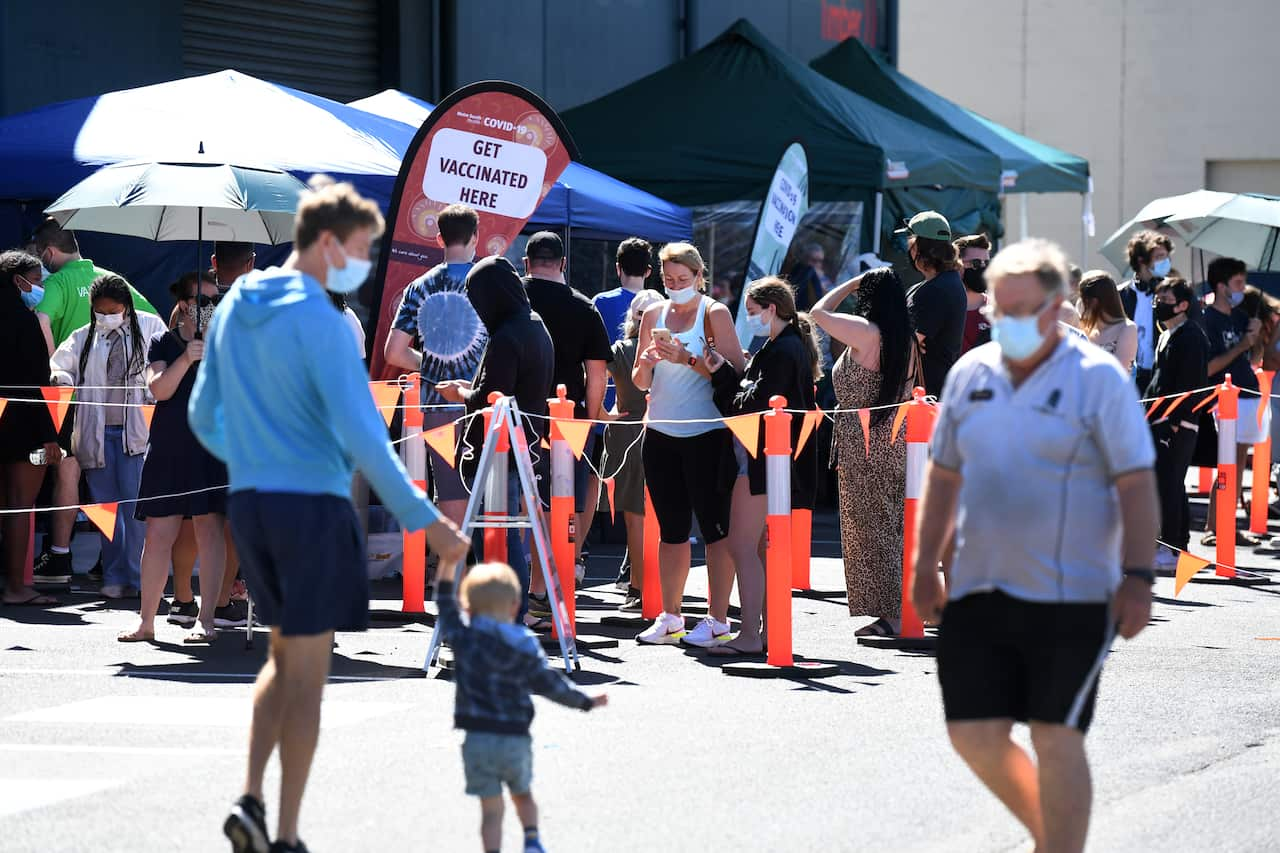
{"left": 894, "top": 210, "right": 952, "bottom": 242}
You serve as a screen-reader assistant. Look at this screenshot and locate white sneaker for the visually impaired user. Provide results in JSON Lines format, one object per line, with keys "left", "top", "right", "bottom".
{"left": 635, "top": 612, "right": 686, "bottom": 645}
{"left": 681, "top": 616, "right": 732, "bottom": 648}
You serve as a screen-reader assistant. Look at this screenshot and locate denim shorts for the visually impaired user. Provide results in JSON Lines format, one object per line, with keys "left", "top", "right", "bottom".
{"left": 461, "top": 731, "right": 532, "bottom": 798}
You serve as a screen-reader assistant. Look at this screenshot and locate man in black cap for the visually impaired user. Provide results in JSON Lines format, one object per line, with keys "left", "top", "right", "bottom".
{"left": 898, "top": 211, "right": 968, "bottom": 399}
{"left": 520, "top": 232, "right": 612, "bottom": 625}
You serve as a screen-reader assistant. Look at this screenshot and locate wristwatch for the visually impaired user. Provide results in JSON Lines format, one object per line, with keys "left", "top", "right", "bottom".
{"left": 1122, "top": 567, "right": 1156, "bottom": 585}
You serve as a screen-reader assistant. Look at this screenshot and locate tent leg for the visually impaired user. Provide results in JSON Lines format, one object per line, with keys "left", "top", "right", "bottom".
{"left": 1080, "top": 193, "right": 1087, "bottom": 265}
{"left": 872, "top": 192, "right": 883, "bottom": 255}
{"left": 1020, "top": 194, "right": 1029, "bottom": 241}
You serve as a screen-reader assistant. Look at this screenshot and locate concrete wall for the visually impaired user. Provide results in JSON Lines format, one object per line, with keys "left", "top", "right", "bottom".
{"left": 0, "top": 1, "right": 183, "bottom": 115}
{"left": 898, "top": 0, "right": 1277, "bottom": 270}
{"left": 447, "top": 0, "right": 889, "bottom": 111}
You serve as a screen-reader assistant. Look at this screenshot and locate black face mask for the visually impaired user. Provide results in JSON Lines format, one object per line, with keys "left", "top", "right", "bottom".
{"left": 1154, "top": 302, "right": 1180, "bottom": 324}
{"left": 962, "top": 267, "right": 988, "bottom": 294}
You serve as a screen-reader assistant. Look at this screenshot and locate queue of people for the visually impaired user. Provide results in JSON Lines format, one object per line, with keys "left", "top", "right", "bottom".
{"left": 3, "top": 206, "right": 1276, "bottom": 654}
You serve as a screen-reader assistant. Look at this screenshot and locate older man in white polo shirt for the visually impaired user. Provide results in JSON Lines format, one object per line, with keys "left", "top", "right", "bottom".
{"left": 911, "top": 239, "right": 1158, "bottom": 853}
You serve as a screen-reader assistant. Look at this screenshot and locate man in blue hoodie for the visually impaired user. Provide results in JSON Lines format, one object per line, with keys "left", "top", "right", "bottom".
{"left": 190, "top": 181, "right": 469, "bottom": 853}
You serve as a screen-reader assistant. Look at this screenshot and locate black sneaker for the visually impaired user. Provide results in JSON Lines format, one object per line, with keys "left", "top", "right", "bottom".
{"left": 214, "top": 599, "right": 249, "bottom": 628}
{"left": 619, "top": 587, "right": 642, "bottom": 613}
{"left": 165, "top": 598, "right": 199, "bottom": 627}
{"left": 32, "top": 550, "right": 72, "bottom": 585}
{"left": 269, "top": 841, "right": 309, "bottom": 853}
{"left": 224, "top": 794, "right": 270, "bottom": 853}
{"left": 88, "top": 555, "right": 103, "bottom": 582}
{"left": 613, "top": 550, "right": 631, "bottom": 591}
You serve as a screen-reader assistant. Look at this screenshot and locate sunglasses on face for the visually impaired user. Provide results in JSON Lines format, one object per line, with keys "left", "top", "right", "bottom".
{"left": 965, "top": 258, "right": 989, "bottom": 270}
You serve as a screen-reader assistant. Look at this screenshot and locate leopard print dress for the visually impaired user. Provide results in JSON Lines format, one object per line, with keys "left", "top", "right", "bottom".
{"left": 832, "top": 350, "right": 908, "bottom": 619}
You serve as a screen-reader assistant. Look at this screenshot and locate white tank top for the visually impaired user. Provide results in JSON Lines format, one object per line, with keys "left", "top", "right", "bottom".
{"left": 648, "top": 296, "right": 724, "bottom": 438}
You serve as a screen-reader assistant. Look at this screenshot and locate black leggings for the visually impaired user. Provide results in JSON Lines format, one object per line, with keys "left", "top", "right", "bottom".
{"left": 641, "top": 428, "right": 735, "bottom": 545}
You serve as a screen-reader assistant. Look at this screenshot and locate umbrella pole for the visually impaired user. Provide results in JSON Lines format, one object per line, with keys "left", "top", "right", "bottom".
{"left": 195, "top": 207, "right": 203, "bottom": 340}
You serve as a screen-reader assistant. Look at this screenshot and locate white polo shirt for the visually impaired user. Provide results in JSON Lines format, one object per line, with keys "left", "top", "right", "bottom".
{"left": 931, "top": 333, "right": 1156, "bottom": 603}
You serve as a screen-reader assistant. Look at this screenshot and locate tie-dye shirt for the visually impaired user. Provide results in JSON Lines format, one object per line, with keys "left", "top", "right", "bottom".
{"left": 392, "top": 261, "right": 486, "bottom": 406}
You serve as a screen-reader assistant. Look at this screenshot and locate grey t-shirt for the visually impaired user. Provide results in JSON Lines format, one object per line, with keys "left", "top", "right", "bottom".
{"left": 931, "top": 334, "right": 1156, "bottom": 603}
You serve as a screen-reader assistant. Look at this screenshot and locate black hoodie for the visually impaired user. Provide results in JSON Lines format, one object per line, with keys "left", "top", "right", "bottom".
{"left": 459, "top": 256, "right": 553, "bottom": 478}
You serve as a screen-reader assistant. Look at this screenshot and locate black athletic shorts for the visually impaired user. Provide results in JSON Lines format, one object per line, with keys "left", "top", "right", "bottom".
{"left": 641, "top": 427, "right": 735, "bottom": 545}
{"left": 937, "top": 590, "right": 1114, "bottom": 733}
{"left": 228, "top": 490, "right": 368, "bottom": 636}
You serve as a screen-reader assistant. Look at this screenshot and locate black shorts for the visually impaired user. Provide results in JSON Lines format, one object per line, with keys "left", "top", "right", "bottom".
{"left": 937, "top": 590, "right": 1113, "bottom": 733}
{"left": 228, "top": 490, "right": 368, "bottom": 636}
{"left": 641, "top": 428, "right": 735, "bottom": 545}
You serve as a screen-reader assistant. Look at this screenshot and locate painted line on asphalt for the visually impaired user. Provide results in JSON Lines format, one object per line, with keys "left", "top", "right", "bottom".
{"left": 0, "top": 743, "right": 239, "bottom": 756}
{"left": 0, "top": 668, "right": 415, "bottom": 682}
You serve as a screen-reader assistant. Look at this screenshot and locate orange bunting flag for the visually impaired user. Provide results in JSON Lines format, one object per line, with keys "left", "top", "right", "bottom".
{"left": 554, "top": 419, "right": 593, "bottom": 461}
{"left": 422, "top": 422, "right": 457, "bottom": 468}
{"left": 81, "top": 503, "right": 118, "bottom": 541}
{"left": 368, "top": 382, "right": 401, "bottom": 428}
{"left": 42, "top": 386, "right": 73, "bottom": 432}
{"left": 1159, "top": 391, "right": 1192, "bottom": 421}
{"left": 1175, "top": 551, "right": 1212, "bottom": 597}
{"left": 604, "top": 477, "right": 616, "bottom": 522}
{"left": 0, "top": 398, "right": 7, "bottom": 424}
{"left": 857, "top": 408, "right": 871, "bottom": 459}
{"left": 724, "top": 412, "right": 762, "bottom": 458}
{"left": 1259, "top": 372, "right": 1273, "bottom": 428}
{"left": 793, "top": 408, "right": 823, "bottom": 460}
{"left": 1192, "top": 387, "right": 1220, "bottom": 414}
{"left": 1145, "top": 398, "right": 1162, "bottom": 418}
{"left": 139, "top": 404, "right": 155, "bottom": 431}
{"left": 889, "top": 402, "right": 909, "bottom": 444}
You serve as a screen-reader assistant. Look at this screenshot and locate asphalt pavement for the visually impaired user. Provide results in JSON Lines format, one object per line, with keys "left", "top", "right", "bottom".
{"left": 2, "top": 500, "right": 1279, "bottom": 853}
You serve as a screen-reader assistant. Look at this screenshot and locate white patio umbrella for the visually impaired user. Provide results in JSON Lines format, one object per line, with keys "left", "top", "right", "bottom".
{"left": 45, "top": 159, "right": 307, "bottom": 243}
{"left": 1164, "top": 192, "right": 1280, "bottom": 272}
{"left": 1097, "top": 190, "right": 1234, "bottom": 272}
{"left": 45, "top": 158, "right": 309, "bottom": 336}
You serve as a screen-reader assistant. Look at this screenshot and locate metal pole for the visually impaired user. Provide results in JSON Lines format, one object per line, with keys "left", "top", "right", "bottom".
{"left": 872, "top": 192, "right": 883, "bottom": 255}
{"left": 1020, "top": 194, "right": 1029, "bottom": 241}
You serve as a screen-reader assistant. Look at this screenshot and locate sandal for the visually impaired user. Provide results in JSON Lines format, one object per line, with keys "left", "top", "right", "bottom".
{"left": 183, "top": 624, "right": 217, "bottom": 645}
{"left": 117, "top": 627, "right": 156, "bottom": 643}
{"left": 854, "top": 617, "right": 898, "bottom": 638}
{"left": 4, "top": 591, "right": 59, "bottom": 607}
{"left": 707, "top": 640, "right": 766, "bottom": 658}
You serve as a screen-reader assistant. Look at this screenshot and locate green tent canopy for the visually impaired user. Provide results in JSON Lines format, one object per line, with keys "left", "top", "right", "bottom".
{"left": 562, "top": 19, "right": 1002, "bottom": 207}
{"left": 811, "top": 37, "right": 1089, "bottom": 195}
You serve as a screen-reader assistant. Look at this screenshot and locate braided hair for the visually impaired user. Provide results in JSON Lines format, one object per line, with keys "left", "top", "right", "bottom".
{"left": 80, "top": 274, "right": 146, "bottom": 385}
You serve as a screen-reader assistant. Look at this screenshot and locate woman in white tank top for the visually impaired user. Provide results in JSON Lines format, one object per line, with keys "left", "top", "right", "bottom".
{"left": 631, "top": 243, "right": 746, "bottom": 647}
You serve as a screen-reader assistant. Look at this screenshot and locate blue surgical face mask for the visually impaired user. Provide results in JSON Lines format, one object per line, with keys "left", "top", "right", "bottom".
{"left": 1151, "top": 257, "right": 1172, "bottom": 278}
{"left": 991, "top": 300, "right": 1051, "bottom": 362}
{"left": 1229, "top": 289, "right": 1245, "bottom": 307}
{"left": 326, "top": 243, "right": 372, "bottom": 295}
{"left": 668, "top": 285, "right": 699, "bottom": 306}
{"left": 17, "top": 276, "right": 43, "bottom": 310}
{"left": 745, "top": 308, "right": 773, "bottom": 338}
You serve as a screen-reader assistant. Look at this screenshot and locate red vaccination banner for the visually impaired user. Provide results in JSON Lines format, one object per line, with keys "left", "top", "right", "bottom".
{"left": 367, "top": 81, "right": 579, "bottom": 379}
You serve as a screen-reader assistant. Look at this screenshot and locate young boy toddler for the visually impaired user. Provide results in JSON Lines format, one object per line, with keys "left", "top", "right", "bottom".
{"left": 436, "top": 560, "right": 607, "bottom": 853}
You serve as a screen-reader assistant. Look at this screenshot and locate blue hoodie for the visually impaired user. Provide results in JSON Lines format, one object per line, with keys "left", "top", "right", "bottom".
{"left": 189, "top": 267, "right": 439, "bottom": 532}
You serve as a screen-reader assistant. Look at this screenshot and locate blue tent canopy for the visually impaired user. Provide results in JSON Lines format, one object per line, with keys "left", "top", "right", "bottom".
{"left": 0, "top": 71, "right": 691, "bottom": 304}
{"left": 348, "top": 89, "right": 692, "bottom": 241}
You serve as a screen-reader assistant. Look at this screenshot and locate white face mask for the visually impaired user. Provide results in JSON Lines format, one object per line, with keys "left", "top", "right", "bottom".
{"left": 991, "top": 300, "right": 1051, "bottom": 362}
{"left": 668, "top": 285, "right": 699, "bottom": 305}
{"left": 95, "top": 311, "right": 125, "bottom": 331}
{"left": 745, "top": 308, "right": 773, "bottom": 338}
